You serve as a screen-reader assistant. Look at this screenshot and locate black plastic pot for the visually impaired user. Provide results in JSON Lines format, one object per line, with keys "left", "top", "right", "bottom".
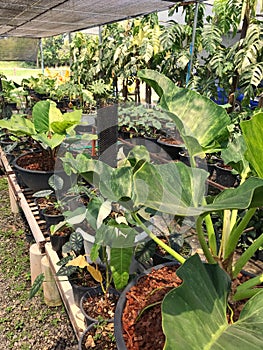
{"left": 13, "top": 152, "right": 56, "bottom": 191}
{"left": 215, "top": 164, "right": 238, "bottom": 187}
{"left": 157, "top": 137, "right": 184, "bottom": 160}
{"left": 152, "top": 242, "right": 192, "bottom": 266}
{"left": 80, "top": 287, "right": 120, "bottom": 326}
{"left": 42, "top": 207, "right": 64, "bottom": 230}
{"left": 49, "top": 232, "right": 70, "bottom": 253}
{"left": 143, "top": 135, "right": 160, "bottom": 154}
{"left": 114, "top": 262, "right": 179, "bottom": 350}
{"left": 34, "top": 196, "right": 57, "bottom": 220}
{"left": 12, "top": 151, "right": 73, "bottom": 192}
{"left": 69, "top": 281, "right": 100, "bottom": 309}
{"left": 78, "top": 322, "right": 115, "bottom": 350}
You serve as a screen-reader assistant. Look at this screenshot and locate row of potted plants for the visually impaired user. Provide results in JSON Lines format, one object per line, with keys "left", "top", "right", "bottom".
{"left": 1, "top": 69, "right": 263, "bottom": 349}
{"left": 51, "top": 70, "right": 263, "bottom": 348}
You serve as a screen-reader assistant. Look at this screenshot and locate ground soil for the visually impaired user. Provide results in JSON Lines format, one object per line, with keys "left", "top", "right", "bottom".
{"left": 0, "top": 175, "right": 78, "bottom": 350}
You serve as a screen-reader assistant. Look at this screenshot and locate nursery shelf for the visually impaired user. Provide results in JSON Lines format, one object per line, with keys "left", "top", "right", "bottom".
{"left": 0, "top": 146, "right": 85, "bottom": 339}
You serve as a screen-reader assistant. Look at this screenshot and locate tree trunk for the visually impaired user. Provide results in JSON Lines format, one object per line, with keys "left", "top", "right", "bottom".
{"left": 122, "top": 80, "right": 128, "bottom": 101}
{"left": 145, "top": 83, "right": 152, "bottom": 104}
{"left": 229, "top": 8, "right": 250, "bottom": 111}
{"left": 135, "top": 78, "right": 140, "bottom": 103}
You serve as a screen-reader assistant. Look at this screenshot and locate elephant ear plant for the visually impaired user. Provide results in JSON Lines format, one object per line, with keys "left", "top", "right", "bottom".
{"left": 0, "top": 99, "right": 97, "bottom": 164}
{"left": 59, "top": 163, "right": 146, "bottom": 292}
{"left": 62, "top": 71, "right": 263, "bottom": 348}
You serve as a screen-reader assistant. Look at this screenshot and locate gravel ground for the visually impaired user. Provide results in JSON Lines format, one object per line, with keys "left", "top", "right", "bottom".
{"left": 0, "top": 176, "right": 79, "bottom": 350}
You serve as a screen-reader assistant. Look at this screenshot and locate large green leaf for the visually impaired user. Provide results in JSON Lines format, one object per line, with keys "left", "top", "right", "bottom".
{"left": 207, "top": 177, "right": 263, "bottom": 210}
{"left": 241, "top": 112, "right": 263, "bottom": 178}
{"left": 133, "top": 161, "right": 263, "bottom": 216}
{"left": 110, "top": 247, "right": 133, "bottom": 290}
{"left": 32, "top": 100, "right": 56, "bottom": 133}
{"left": 138, "top": 69, "right": 231, "bottom": 155}
{"left": 133, "top": 160, "right": 208, "bottom": 216}
{"left": 63, "top": 148, "right": 263, "bottom": 217}
{"left": 94, "top": 223, "right": 138, "bottom": 249}
{"left": 0, "top": 114, "right": 35, "bottom": 136}
{"left": 162, "top": 254, "right": 263, "bottom": 349}
{"left": 33, "top": 132, "right": 65, "bottom": 150}
{"left": 137, "top": 70, "right": 176, "bottom": 110}
{"left": 221, "top": 133, "right": 250, "bottom": 177}
{"left": 32, "top": 99, "right": 82, "bottom": 135}
{"left": 51, "top": 109, "right": 82, "bottom": 134}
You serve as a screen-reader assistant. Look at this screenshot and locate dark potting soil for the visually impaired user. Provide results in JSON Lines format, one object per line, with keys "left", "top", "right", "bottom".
{"left": 16, "top": 151, "right": 55, "bottom": 171}
{"left": 158, "top": 136, "right": 183, "bottom": 145}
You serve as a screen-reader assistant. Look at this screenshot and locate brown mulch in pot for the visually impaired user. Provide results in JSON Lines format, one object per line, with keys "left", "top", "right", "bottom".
{"left": 16, "top": 151, "right": 55, "bottom": 171}
{"left": 122, "top": 265, "right": 182, "bottom": 350}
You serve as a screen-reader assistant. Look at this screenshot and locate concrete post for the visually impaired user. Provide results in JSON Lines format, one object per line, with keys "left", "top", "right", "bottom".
{"left": 30, "top": 243, "right": 45, "bottom": 285}
{"left": 41, "top": 255, "right": 62, "bottom": 307}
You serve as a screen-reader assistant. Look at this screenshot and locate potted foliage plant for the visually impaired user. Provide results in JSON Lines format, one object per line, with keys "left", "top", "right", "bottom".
{"left": 79, "top": 317, "right": 115, "bottom": 350}
{"left": 48, "top": 220, "right": 73, "bottom": 254}
{"left": 62, "top": 69, "right": 263, "bottom": 349}
{"left": 0, "top": 99, "right": 97, "bottom": 191}
{"left": 56, "top": 230, "right": 105, "bottom": 308}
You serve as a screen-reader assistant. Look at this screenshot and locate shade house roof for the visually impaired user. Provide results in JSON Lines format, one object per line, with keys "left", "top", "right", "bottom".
{"left": 0, "top": 0, "right": 181, "bottom": 38}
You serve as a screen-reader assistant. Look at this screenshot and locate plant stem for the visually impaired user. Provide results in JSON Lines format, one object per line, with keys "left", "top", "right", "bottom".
{"left": 101, "top": 246, "right": 111, "bottom": 293}
{"left": 232, "top": 232, "right": 263, "bottom": 278}
{"left": 219, "top": 210, "right": 232, "bottom": 259}
{"left": 233, "top": 273, "right": 263, "bottom": 301}
{"left": 225, "top": 208, "right": 256, "bottom": 259}
{"left": 136, "top": 300, "right": 162, "bottom": 322}
{"left": 205, "top": 215, "right": 217, "bottom": 255}
{"left": 132, "top": 213, "right": 186, "bottom": 264}
{"left": 196, "top": 215, "right": 217, "bottom": 264}
{"left": 202, "top": 198, "right": 217, "bottom": 255}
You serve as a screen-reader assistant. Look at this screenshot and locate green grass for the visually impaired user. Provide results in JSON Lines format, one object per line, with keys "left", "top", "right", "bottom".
{"left": 0, "top": 176, "right": 77, "bottom": 349}
{"left": 0, "top": 61, "right": 67, "bottom": 84}
{"left": 0, "top": 61, "right": 42, "bottom": 84}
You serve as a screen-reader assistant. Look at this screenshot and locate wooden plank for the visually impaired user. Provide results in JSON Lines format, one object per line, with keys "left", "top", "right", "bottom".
{"left": 1, "top": 145, "right": 85, "bottom": 339}
{"left": 7, "top": 176, "right": 20, "bottom": 213}
{"left": 0, "top": 146, "right": 14, "bottom": 174}
{"left": 45, "top": 243, "right": 85, "bottom": 339}
{"left": 7, "top": 173, "right": 46, "bottom": 251}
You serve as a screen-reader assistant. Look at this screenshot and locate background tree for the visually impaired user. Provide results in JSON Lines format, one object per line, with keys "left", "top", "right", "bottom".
{"left": 38, "top": 34, "right": 68, "bottom": 67}
{"left": 70, "top": 32, "right": 99, "bottom": 86}
{"left": 190, "top": 0, "right": 263, "bottom": 107}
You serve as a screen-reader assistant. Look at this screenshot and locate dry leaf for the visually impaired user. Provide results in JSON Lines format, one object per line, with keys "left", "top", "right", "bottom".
{"left": 66, "top": 255, "right": 89, "bottom": 268}
{"left": 87, "top": 264, "right": 103, "bottom": 283}
{"left": 85, "top": 334, "right": 95, "bottom": 348}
